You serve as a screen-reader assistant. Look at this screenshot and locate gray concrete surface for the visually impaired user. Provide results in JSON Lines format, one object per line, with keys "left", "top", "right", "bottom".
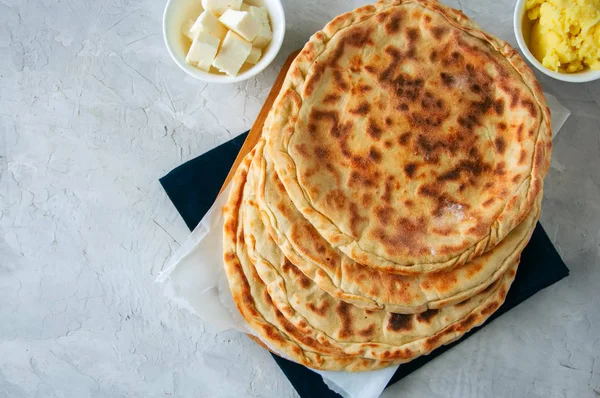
{"left": 1, "top": 0, "right": 599, "bottom": 396}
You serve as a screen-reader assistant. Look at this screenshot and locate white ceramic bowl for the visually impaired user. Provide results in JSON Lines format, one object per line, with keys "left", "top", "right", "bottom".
{"left": 513, "top": 0, "right": 600, "bottom": 83}
{"left": 163, "top": 0, "right": 286, "bottom": 83}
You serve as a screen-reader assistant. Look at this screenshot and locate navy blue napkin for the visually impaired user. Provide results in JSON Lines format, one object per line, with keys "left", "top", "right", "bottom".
{"left": 160, "top": 131, "right": 569, "bottom": 398}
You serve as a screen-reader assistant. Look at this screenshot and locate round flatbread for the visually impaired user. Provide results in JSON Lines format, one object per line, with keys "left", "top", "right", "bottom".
{"left": 224, "top": 150, "right": 394, "bottom": 371}
{"left": 223, "top": 150, "right": 518, "bottom": 371}
{"left": 264, "top": 0, "right": 551, "bottom": 274}
{"left": 253, "top": 140, "right": 539, "bottom": 313}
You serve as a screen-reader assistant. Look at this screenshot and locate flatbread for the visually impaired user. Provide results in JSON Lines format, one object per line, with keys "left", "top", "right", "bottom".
{"left": 223, "top": 150, "right": 518, "bottom": 371}
{"left": 224, "top": 150, "right": 394, "bottom": 371}
{"left": 264, "top": 0, "right": 552, "bottom": 274}
{"left": 252, "top": 140, "right": 539, "bottom": 313}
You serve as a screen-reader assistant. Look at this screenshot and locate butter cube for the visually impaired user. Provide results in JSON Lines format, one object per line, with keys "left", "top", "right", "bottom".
{"left": 182, "top": 18, "right": 195, "bottom": 41}
{"left": 185, "top": 31, "right": 221, "bottom": 72}
{"left": 240, "top": 3, "right": 250, "bottom": 12}
{"left": 212, "top": 31, "right": 252, "bottom": 76}
{"left": 245, "top": 47, "right": 261, "bottom": 64}
{"left": 189, "top": 10, "right": 228, "bottom": 40}
{"left": 246, "top": 5, "right": 269, "bottom": 23}
{"left": 252, "top": 22, "right": 272, "bottom": 48}
{"left": 245, "top": 6, "right": 271, "bottom": 48}
{"left": 201, "top": 0, "right": 242, "bottom": 16}
{"left": 218, "top": 10, "right": 259, "bottom": 42}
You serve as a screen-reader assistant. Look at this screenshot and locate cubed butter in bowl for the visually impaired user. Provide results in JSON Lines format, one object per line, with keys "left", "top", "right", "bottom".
{"left": 202, "top": 0, "right": 242, "bottom": 16}
{"left": 186, "top": 10, "right": 228, "bottom": 40}
{"left": 163, "top": 0, "right": 285, "bottom": 83}
{"left": 213, "top": 31, "right": 253, "bottom": 76}
{"left": 514, "top": 0, "right": 600, "bottom": 83}
{"left": 185, "top": 31, "right": 221, "bottom": 72}
{"left": 219, "top": 9, "right": 260, "bottom": 42}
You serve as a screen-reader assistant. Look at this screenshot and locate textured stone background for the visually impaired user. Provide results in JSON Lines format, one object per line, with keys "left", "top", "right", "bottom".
{"left": 1, "top": 0, "right": 599, "bottom": 397}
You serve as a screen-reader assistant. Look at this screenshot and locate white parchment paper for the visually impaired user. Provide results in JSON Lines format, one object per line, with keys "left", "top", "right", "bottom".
{"left": 156, "top": 93, "right": 570, "bottom": 398}
{"left": 546, "top": 93, "right": 570, "bottom": 138}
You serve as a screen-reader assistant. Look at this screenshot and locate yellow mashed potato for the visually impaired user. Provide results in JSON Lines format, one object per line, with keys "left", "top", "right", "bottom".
{"left": 526, "top": 0, "right": 600, "bottom": 72}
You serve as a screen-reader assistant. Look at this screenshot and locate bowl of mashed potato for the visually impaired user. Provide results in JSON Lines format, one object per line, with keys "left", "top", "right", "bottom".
{"left": 514, "top": 0, "right": 600, "bottom": 82}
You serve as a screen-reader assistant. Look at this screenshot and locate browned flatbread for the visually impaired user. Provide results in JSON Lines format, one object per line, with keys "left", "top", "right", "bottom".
{"left": 253, "top": 140, "right": 539, "bottom": 313}
{"left": 223, "top": 150, "right": 518, "bottom": 371}
{"left": 264, "top": 0, "right": 552, "bottom": 274}
{"left": 224, "top": 151, "right": 394, "bottom": 371}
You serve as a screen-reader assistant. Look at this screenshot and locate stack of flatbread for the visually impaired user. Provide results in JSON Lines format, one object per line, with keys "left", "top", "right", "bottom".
{"left": 223, "top": 0, "right": 552, "bottom": 371}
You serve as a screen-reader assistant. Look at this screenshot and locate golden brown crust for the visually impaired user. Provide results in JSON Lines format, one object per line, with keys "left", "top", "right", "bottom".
{"left": 223, "top": 0, "right": 549, "bottom": 372}
{"left": 223, "top": 146, "right": 521, "bottom": 371}
{"left": 264, "top": 0, "right": 551, "bottom": 275}
{"left": 254, "top": 140, "right": 540, "bottom": 313}
{"left": 223, "top": 150, "right": 395, "bottom": 371}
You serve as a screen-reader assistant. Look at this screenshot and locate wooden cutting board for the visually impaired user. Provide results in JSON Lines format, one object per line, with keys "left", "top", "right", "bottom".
{"left": 218, "top": 50, "right": 300, "bottom": 196}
